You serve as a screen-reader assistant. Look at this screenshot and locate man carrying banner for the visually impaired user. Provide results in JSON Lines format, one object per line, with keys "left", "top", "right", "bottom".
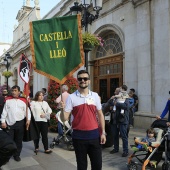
{"left": 1, "top": 85, "right": 31, "bottom": 162}
{"left": 60, "top": 70, "right": 106, "bottom": 170}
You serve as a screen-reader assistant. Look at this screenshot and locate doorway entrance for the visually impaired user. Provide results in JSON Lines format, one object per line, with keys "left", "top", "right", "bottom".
{"left": 93, "top": 55, "right": 123, "bottom": 103}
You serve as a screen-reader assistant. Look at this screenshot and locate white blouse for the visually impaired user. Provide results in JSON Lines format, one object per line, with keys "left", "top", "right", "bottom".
{"left": 31, "top": 101, "right": 52, "bottom": 122}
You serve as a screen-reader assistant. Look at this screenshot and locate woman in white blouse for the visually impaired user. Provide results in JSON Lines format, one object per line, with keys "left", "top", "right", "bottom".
{"left": 31, "top": 91, "right": 52, "bottom": 154}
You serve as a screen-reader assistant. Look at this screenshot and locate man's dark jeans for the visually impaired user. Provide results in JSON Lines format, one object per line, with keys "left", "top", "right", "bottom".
{"left": 112, "top": 124, "right": 128, "bottom": 153}
{"left": 73, "top": 138, "right": 102, "bottom": 170}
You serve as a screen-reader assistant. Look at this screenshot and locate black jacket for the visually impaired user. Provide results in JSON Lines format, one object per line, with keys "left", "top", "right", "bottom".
{"left": 113, "top": 98, "right": 130, "bottom": 125}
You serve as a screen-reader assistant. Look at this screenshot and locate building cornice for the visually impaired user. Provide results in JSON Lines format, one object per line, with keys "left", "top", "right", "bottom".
{"left": 131, "top": 0, "right": 150, "bottom": 8}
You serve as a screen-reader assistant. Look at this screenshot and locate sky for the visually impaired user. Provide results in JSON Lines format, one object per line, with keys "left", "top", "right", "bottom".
{"left": 0, "top": 0, "right": 61, "bottom": 43}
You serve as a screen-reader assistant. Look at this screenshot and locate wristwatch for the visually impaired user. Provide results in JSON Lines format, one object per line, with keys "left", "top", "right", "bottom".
{"left": 102, "top": 131, "right": 107, "bottom": 136}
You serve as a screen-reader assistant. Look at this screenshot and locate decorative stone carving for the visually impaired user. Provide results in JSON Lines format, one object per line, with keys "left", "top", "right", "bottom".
{"left": 26, "top": 0, "right": 30, "bottom": 6}
{"left": 34, "top": 0, "right": 39, "bottom": 7}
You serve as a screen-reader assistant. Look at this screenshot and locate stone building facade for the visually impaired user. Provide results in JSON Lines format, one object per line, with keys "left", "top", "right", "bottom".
{"left": 0, "top": 0, "right": 170, "bottom": 127}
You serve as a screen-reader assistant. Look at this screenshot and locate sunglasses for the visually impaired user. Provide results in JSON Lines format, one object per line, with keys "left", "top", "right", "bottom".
{"left": 78, "top": 77, "right": 89, "bottom": 81}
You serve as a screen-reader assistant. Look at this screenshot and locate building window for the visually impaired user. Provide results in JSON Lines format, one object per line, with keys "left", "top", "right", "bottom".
{"left": 99, "top": 63, "right": 121, "bottom": 75}
{"left": 96, "top": 33, "right": 123, "bottom": 58}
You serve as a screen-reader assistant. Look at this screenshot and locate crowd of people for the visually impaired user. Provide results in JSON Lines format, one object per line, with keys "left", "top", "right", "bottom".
{"left": 1, "top": 69, "right": 170, "bottom": 170}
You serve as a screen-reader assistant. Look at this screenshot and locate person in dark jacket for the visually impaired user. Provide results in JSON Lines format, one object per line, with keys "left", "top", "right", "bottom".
{"left": 0, "top": 128, "right": 17, "bottom": 169}
{"left": 110, "top": 86, "right": 130, "bottom": 157}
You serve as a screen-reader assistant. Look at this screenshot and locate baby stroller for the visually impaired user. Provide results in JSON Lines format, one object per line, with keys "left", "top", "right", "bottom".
{"left": 50, "top": 111, "right": 74, "bottom": 151}
{"left": 127, "top": 119, "right": 170, "bottom": 170}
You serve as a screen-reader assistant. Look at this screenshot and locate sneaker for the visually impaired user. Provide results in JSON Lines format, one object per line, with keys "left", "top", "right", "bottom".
{"left": 13, "top": 156, "right": 21, "bottom": 162}
{"left": 110, "top": 149, "right": 119, "bottom": 154}
{"left": 122, "top": 152, "right": 128, "bottom": 157}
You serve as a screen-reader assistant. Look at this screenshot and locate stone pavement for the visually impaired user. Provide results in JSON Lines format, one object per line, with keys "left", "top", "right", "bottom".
{"left": 1, "top": 127, "right": 164, "bottom": 170}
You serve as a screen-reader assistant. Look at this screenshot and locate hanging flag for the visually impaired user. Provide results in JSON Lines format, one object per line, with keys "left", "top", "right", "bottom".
{"left": 19, "top": 53, "right": 32, "bottom": 101}
{"left": 29, "top": 14, "right": 84, "bottom": 84}
{"left": 19, "top": 53, "right": 32, "bottom": 84}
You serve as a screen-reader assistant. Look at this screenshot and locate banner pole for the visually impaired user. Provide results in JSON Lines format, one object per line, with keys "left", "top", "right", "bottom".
{"left": 59, "top": 84, "right": 66, "bottom": 140}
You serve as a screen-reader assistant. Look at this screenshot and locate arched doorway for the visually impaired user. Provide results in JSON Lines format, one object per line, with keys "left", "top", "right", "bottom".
{"left": 93, "top": 32, "right": 123, "bottom": 103}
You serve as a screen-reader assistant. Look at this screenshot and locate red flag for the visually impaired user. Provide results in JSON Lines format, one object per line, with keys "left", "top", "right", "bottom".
{"left": 19, "top": 54, "right": 32, "bottom": 101}
{"left": 19, "top": 53, "right": 32, "bottom": 84}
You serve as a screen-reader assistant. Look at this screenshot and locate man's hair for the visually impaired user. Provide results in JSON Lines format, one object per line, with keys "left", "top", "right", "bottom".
{"left": 122, "top": 85, "right": 128, "bottom": 91}
{"left": 12, "top": 85, "right": 20, "bottom": 91}
{"left": 42, "top": 88, "right": 47, "bottom": 93}
{"left": 61, "top": 84, "right": 68, "bottom": 91}
{"left": 77, "top": 70, "right": 90, "bottom": 78}
{"left": 130, "top": 88, "right": 135, "bottom": 93}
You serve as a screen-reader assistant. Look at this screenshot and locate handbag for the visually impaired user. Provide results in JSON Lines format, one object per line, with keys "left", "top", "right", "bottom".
{"left": 39, "top": 103, "right": 50, "bottom": 127}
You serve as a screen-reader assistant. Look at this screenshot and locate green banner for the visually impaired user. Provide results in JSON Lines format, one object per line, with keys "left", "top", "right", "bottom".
{"left": 30, "top": 15, "right": 84, "bottom": 83}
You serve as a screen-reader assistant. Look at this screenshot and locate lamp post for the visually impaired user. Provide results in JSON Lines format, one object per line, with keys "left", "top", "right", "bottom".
{"left": 70, "top": 0, "right": 103, "bottom": 71}
{"left": 4, "top": 52, "right": 12, "bottom": 91}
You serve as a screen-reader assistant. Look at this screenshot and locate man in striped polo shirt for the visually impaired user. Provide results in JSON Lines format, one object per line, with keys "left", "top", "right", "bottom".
{"left": 61, "top": 70, "right": 106, "bottom": 170}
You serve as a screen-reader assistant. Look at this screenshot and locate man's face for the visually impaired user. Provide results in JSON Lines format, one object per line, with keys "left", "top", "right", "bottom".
{"left": 12, "top": 88, "right": 20, "bottom": 98}
{"left": 77, "top": 73, "right": 90, "bottom": 89}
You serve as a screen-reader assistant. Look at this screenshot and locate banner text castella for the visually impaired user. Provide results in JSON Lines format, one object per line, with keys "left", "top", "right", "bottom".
{"left": 39, "top": 31, "right": 72, "bottom": 58}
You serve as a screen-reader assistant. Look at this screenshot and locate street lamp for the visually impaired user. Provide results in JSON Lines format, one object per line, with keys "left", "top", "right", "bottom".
{"left": 70, "top": 0, "right": 103, "bottom": 71}
{"left": 4, "top": 52, "right": 12, "bottom": 91}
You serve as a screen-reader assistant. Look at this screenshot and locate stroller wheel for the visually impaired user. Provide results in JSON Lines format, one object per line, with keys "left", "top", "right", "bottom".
{"left": 67, "top": 143, "right": 74, "bottom": 151}
{"left": 55, "top": 141, "right": 59, "bottom": 145}
{"left": 162, "top": 162, "right": 170, "bottom": 170}
{"left": 50, "top": 143, "right": 54, "bottom": 149}
{"left": 127, "top": 161, "right": 138, "bottom": 170}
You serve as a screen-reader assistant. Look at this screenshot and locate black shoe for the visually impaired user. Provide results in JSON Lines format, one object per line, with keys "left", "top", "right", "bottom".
{"left": 14, "top": 156, "right": 21, "bottom": 162}
{"left": 122, "top": 152, "right": 128, "bottom": 157}
{"left": 44, "top": 150, "right": 52, "bottom": 154}
{"left": 110, "top": 149, "right": 119, "bottom": 154}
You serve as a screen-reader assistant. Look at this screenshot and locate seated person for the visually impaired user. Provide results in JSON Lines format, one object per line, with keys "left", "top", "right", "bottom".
{"left": 133, "top": 128, "right": 156, "bottom": 151}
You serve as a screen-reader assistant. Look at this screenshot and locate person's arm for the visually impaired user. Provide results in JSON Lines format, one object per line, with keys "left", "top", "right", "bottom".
{"left": 96, "top": 109, "right": 106, "bottom": 144}
{"left": 1, "top": 103, "right": 7, "bottom": 128}
{"left": 157, "top": 100, "right": 170, "bottom": 119}
{"left": 45, "top": 102, "right": 52, "bottom": 119}
{"left": 116, "top": 98, "right": 130, "bottom": 110}
{"left": 55, "top": 95, "right": 61, "bottom": 104}
{"left": 60, "top": 96, "right": 72, "bottom": 122}
{"left": 160, "top": 100, "right": 170, "bottom": 118}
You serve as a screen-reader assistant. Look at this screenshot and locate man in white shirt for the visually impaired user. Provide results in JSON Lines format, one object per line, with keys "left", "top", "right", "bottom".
{"left": 1, "top": 85, "right": 31, "bottom": 162}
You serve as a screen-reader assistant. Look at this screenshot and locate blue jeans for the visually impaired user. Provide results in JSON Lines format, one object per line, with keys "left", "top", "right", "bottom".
{"left": 112, "top": 124, "right": 128, "bottom": 153}
{"left": 58, "top": 122, "right": 63, "bottom": 135}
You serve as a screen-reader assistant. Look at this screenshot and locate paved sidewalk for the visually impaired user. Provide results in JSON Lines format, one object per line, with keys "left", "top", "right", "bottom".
{"left": 1, "top": 127, "right": 164, "bottom": 170}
